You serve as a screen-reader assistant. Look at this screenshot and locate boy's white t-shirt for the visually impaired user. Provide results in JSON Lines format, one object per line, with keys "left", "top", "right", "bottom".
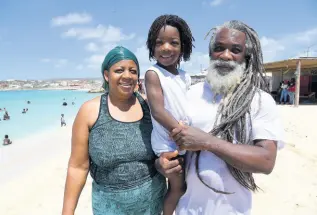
{"left": 176, "top": 81, "right": 284, "bottom": 215}
{"left": 144, "top": 64, "right": 191, "bottom": 155}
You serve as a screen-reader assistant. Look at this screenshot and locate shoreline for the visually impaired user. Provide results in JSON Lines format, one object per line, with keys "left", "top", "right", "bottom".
{"left": 0, "top": 87, "right": 91, "bottom": 92}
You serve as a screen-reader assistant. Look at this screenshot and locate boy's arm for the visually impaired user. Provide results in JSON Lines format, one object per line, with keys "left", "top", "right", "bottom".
{"left": 144, "top": 70, "right": 180, "bottom": 132}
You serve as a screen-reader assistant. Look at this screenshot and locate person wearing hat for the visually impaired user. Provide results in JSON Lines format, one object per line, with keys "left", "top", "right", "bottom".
{"left": 62, "top": 46, "right": 166, "bottom": 215}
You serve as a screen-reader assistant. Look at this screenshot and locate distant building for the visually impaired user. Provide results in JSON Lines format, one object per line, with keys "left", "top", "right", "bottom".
{"left": 190, "top": 69, "right": 207, "bottom": 85}
{"left": 23, "top": 84, "right": 34, "bottom": 88}
{"left": 60, "top": 81, "right": 68, "bottom": 87}
{"left": 264, "top": 57, "right": 317, "bottom": 97}
{"left": 8, "top": 84, "right": 21, "bottom": 89}
{"left": 49, "top": 83, "right": 59, "bottom": 87}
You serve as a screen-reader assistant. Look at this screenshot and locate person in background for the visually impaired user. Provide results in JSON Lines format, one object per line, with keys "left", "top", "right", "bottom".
{"left": 62, "top": 46, "right": 166, "bottom": 215}
{"left": 288, "top": 78, "right": 296, "bottom": 105}
{"left": 3, "top": 109, "right": 10, "bottom": 120}
{"left": 280, "top": 80, "right": 289, "bottom": 104}
{"left": 136, "top": 80, "right": 146, "bottom": 98}
{"left": 3, "top": 135, "right": 12, "bottom": 145}
{"left": 61, "top": 114, "right": 66, "bottom": 127}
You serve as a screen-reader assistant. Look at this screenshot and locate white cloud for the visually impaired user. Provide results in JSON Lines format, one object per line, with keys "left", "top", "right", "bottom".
{"left": 82, "top": 44, "right": 118, "bottom": 70}
{"left": 62, "top": 25, "right": 135, "bottom": 43}
{"left": 210, "top": 0, "right": 224, "bottom": 7}
{"left": 260, "top": 37, "right": 285, "bottom": 62}
{"left": 85, "top": 54, "right": 104, "bottom": 69}
{"left": 260, "top": 27, "right": 317, "bottom": 62}
{"left": 51, "top": 13, "right": 92, "bottom": 27}
{"left": 85, "top": 42, "right": 99, "bottom": 52}
{"left": 181, "top": 52, "right": 210, "bottom": 74}
{"left": 135, "top": 45, "right": 152, "bottom": 77}
{"left": 294, "top": 28, "right": 317, "bottom": 43}
{"left": 102, "top": 43, "right": 118, "bottom": 54}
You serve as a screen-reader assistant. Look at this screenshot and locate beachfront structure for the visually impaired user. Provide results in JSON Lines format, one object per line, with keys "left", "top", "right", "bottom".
{"left": 191, "top": 69, "right": 207, "bottom": 85}
{"left": 60, "top": 81, "right": 68, "bottom": 87}
{"left": 264, "top": 57, "right": 317, "bottom": 104}
{"left": 23, "top": 84, "right": 34, "bottom": 88}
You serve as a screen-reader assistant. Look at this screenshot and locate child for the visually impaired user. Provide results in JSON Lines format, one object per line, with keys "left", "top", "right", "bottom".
{"left": 3, "top": 135, "right": 12, "bottom": 145}
{"left": 61, "top": 114, "right": 66, "bottom": 127}
{"left": 144, "top": 14, "right": 194, "bottom": 215}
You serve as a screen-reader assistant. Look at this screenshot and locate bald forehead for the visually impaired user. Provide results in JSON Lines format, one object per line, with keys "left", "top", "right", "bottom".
{"left": 215, "top": 28, "right": 246, "bottom": 46}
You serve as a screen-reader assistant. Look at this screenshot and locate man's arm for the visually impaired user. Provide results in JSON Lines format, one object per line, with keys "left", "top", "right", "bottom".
{"left": 144, "top": 70, "right": 180, "bottom": 132}
{"left": 171, "top": 125, "right": 278, "bottom": 174}
{"left": 204, "top": 137, "right": 277, "bottom": 174}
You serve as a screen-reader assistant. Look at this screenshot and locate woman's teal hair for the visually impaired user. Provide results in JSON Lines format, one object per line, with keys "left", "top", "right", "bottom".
{"left": 101, "top": 46, "right": 140, "bottom": 90}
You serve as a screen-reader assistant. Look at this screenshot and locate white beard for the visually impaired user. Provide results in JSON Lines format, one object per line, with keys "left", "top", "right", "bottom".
{"left": 206, "top": 60, "right": 246, "bottom": 95}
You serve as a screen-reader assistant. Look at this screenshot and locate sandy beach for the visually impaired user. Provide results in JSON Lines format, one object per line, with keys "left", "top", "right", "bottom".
{"left": 1, "top": 105, "right": 317, "bottom": 215}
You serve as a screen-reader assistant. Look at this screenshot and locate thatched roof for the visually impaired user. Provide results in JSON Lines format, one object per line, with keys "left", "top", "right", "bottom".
{"left": 264, "top": 57, "right": 317, "bottom": 73}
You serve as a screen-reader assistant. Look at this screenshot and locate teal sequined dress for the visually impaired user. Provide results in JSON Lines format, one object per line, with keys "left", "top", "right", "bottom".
{"left": 88, "top": 92, "right": 166, "bottom": 215}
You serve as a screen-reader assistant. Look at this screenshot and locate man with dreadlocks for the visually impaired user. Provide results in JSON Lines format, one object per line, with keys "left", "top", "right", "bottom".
{"left": 155, "top": 20, "right": 284, "bottom": 215}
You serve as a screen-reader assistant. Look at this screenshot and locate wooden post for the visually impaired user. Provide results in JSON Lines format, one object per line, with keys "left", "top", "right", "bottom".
{"left": 295, "top": 60, "right": 301, "bottom": 107}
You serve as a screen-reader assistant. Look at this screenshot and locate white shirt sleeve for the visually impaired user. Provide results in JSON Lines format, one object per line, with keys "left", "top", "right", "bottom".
{"left": 250, "top": 91, "right": 284, "bottom": 149}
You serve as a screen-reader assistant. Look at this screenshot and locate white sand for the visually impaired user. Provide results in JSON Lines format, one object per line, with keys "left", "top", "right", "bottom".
{"left": 0, "top": 126, "right": 92, "bottom": 215}
{"left": 0, "top": 105, "right": 317, "bottom": 215}
{"left": 253, "top": 105, "right": 317, "bottom": 215}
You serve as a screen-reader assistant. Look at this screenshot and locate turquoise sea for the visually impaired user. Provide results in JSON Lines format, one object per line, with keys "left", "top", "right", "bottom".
{"left": 0, "top": 90, "right": 101, "bottom": 141}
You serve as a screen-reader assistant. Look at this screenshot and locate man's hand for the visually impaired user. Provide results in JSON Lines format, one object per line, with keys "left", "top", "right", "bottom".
{"left": 155, "top": 151, "right": 183, "bottom": 178}
{"left": 170, "top": 125, "right": 215, "bottom": 151}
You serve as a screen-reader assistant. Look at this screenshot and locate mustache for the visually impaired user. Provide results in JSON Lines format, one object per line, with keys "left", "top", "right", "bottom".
{"left": 210, "top": 60, "right": 240, "bottom": 70}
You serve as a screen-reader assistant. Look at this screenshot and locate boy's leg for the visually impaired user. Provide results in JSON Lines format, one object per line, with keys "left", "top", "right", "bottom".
{"left": 163, "top": 172, "right": 185, "bottom": 215}
{"left": 163, "top": 154, "right": 186, "bottom": 215}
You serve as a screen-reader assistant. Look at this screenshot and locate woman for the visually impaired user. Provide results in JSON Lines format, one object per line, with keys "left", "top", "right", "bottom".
{"left": 280, "top": 80, "right": 289, "bottom": 104}
{"left": 62, "top": 46, "right": 166, "bottom": 215}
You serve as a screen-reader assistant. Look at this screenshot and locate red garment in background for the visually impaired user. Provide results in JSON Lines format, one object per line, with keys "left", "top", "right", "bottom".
{"left": 288, "top": 85, "right": 295, "bottom": 92}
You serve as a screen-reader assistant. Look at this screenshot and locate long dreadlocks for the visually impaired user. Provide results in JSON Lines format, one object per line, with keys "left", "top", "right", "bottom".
{"left": 146, "top": 14, "right": 195, "bottom": 64}
{"left": 196, "top": 20, "right": 269, "bottom": 193}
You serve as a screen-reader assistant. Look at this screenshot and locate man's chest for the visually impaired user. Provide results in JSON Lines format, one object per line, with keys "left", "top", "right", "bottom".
{"left": 188, "top": 99, "right": 219, "bottom": 133}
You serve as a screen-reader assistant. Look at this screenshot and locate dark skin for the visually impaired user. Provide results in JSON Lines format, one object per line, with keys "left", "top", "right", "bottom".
{"left": 211, "top": 28, "right": 246, "bottom": 63}
{"left": 62, "top": 60, "right": 141, "bottom": 215}
{"left": 145, "top": 25, "right": 182, "bottom": 133}
{"left": 155, "top": 28, "right": 278, "bottom": 177}
{"left": 146, "top": 25, "right": 186, "bottom": 215}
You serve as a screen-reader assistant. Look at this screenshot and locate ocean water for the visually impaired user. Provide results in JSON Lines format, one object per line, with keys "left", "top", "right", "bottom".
{"left": 0, "top": 90, "right": 102, "bottom": 141}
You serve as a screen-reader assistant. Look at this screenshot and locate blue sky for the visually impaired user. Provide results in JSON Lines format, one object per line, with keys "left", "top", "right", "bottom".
{"left": 0, "top": 0, "right": 317, "bottom": 80}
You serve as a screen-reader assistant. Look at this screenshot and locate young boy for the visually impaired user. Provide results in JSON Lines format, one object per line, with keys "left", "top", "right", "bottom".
{"left": 144, "top": 14, "right": 195, "bottom": 215}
